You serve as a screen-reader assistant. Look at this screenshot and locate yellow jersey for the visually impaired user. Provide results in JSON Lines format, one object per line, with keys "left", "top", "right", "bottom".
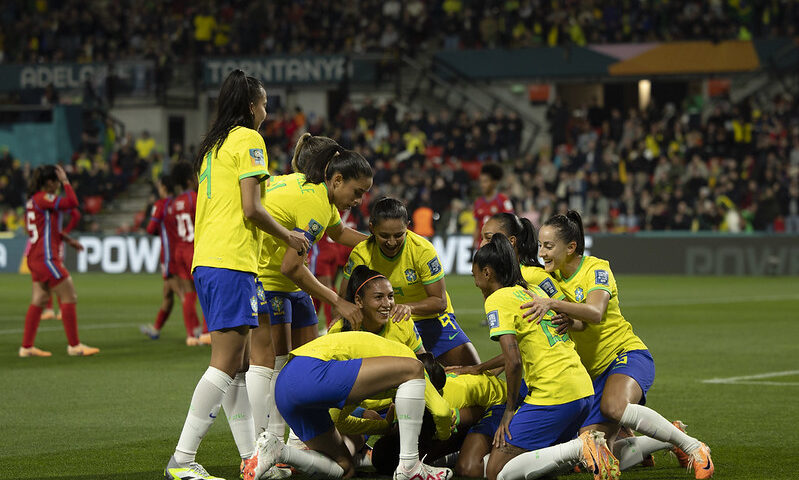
{"left": 553, "top": 256, "right": 648, "bottom": 378}
{"left": 327, "top": 318, "right": 423, "bottom": 353}
{"left": 258, "top": 173, "right": 341, "bottom": 291}
{"left": 290, "top": 331, "right": 453, "bottom": 439}
{"left": 486, "top": 285, "right": 593, "bottom": 406}
{"left": 521, "top": 265, "right": 565, "bottom": 300}
{"left": 344, "top": 231, "right": 453, "bottom": 322}
{"left": 193, "top": 126, "right": 269, "bottom": 274}
{"left": 443, "top": 372, "right": 506, "bottom": 411}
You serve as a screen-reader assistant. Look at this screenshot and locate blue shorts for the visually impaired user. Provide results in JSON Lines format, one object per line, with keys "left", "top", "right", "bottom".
{"left": 414, "top": 313, "right": 472, "bottom": 359}
{"left": 468, "top": 381, "right": 529, "bottom": 437}
{"left": 194, "top": 267, "right": 259, "bottom": 331}
{"left": 506, "top": 397, "right": 591, "bottom": 451}
{"left": 275, "top": 356, "right": 362, "bottom": 442}
{"left": 582, "top": 349, "right": 655, "bottom": 427}
{"left": 257, "top": 287, "right": 318, "bottom": 328}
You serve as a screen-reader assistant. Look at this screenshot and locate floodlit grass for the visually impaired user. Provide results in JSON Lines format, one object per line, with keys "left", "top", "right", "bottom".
{"left": 1, "top": 273, "right": 797, "bottom": 479}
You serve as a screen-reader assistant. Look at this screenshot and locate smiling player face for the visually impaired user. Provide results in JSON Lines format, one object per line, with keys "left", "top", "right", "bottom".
{"left": 356, "top": 278, "right": 394, "bottom": 332}
{"left": 371, "top": 218, "right": 407, "bottom": 258}
{"left": 537, "top": 225, "right": 573, "bottom": 273}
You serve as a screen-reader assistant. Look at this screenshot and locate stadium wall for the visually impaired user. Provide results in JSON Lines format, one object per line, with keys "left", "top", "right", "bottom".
{"left": 1, "top": 234, "right": 797, "bottom": 276}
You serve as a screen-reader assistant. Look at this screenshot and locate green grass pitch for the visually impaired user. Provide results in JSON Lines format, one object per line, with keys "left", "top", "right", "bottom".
{"left": 1, "top": 273, "right": 798, "bottom": 479}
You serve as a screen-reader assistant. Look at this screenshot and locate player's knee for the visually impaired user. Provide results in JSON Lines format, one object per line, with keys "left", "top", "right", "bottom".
{"left": 337, "top": 457, "right": 355, "bottom": 478}
{"left": 599, "top": 397, "right": 629, "bottom": 423}
{"left": 399, "top": 358, "right": 425, "bottom": 382}
{"left": 485, "top": 458, "right": 504, "bottom": 480}
{"left": 455, "top": 455, "right": 484, "bottom": 478}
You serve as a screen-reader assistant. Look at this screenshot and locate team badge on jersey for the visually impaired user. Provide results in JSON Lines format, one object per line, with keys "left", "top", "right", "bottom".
{"left": 270, "top": 296, "right": 285, "bottom": 315}
{"left": 307, "top": 219, "right": 323, "bottom": 238}
{"left": 575, "top": 287, "right": 584, "bottom": 302}
{"left": 486, "top": 310, "right": 499, "bottom": 329}
{"left": 427, "top": 257, "right": 442, "bottom": 276}
{"left": 404, "top": 269, "right": 418, "bottom": 283}
{"left": 344, "top": 259, "right": 354, "bottom": 276}
{"left": 538, "top": 278, "right": 557, "bottom": 297}
{"left": 595, "top": 270, "right": 609, "bottom": 286}
{"left": 249, "top": 148, "right": 265, "bottom": 166}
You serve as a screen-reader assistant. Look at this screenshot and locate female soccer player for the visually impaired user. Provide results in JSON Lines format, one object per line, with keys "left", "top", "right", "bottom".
{"left": 522, "top": 210, "right": 714, "bottom": 478}
{"left": 340, "top": 197, "right": 480, "bottom": 367}
{"left": 20, "top": 164, "right": 99, "bottom": 358}
{"left": 244, "top": 331, "right": 454, "bottom": 480}
{"left": 471, "top": 233, "right": 616, "bottom": 480}
{"left": 479, "top": 212, "right": 564, "bottom": 301}
{"left": 164, "top": 70, "right": 309, "bottom": 480}
{"left": 248, "top": 134, "right": 372, "bottom": 449}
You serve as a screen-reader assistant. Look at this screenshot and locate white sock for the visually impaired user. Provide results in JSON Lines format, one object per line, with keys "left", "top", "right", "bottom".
{"left": 174, "top": 367, "right": 233, "bottom": 465}
{"left": 613, "top": 436, "right": 673, "bottom": 470}
{"left": 282, "top": 445, "right": 345, "bottom": 478}
{"left": 267, "top": 355, "right": 288, "bottom": 441}
{"left": 246, "top": 365, "right": 274, "bottom": 435}
{"left": 619, "top": 404, "right": 701, "bottom": 454}
{"left": 222, "top": 372, "right": 256, "bottom": 459}
{"left": 482, "top": 453, "right": 490, "bottom": 477}
{"left": 496, "top": 438, "right": 581, "bottom": 480}
{"left": 355, "top": 450, "right": 373, "bottom": 468}
{"left": 395, "top": 378, "right": 426, "bottom": 471}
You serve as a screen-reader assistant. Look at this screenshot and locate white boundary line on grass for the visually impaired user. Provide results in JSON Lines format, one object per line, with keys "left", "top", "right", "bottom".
{"left": 701, "top": 370, "right": 799, "bottom": 386}
{"left": 0, "top": 322, "right": 138, "bottom": 335}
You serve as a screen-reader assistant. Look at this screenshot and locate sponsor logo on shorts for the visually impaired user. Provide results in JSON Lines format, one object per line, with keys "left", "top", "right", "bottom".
{"left": 595, "top": 269, "right": 609, "bottom": 286}
{"left": 539, "top": 278, "right": 557, "bottom": 297}
{"left": 575, "top": 287, "right": 584, "bottom": 302}
{"left": 427, "top": 257, "right": 442, "bottom": 276}
{"left": 405, "top": 268, "right": 418, "bottom": 283}
{"left": 249, "top": 148, "right": 265, "bottom": 166}
{"left": 487, "top": 310, "right": 499, "bottom": 329}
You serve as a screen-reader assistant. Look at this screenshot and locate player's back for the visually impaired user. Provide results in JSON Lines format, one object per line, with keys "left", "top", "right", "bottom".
{"left": 26, "top": 193, "right": 62, "bottom": 261}
{"left": 172, "top": 191, "right": 197, "bottom": 246}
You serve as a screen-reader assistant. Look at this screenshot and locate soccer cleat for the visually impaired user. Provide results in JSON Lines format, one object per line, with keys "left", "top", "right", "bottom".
{"left": 19, "top": 346, "right": 52, "bottom": 357}
{"left": 579, "top": 430, "right": 620, "bottom": 480}
{"left": 671, "top": 420, "right": 691, "bottom": 468}
{"left": 140, "top": 324, "right": 161, "bottom": 340}
{"left": 198, "top": 333, "right": 212, "bottom": 345}
{"left": 186, "top": 336, "right": 201, "bottom": 346}
{"left": 243, "top": 432, "right": 285, "bottom": 480}
{"left": 67, "top": 343, "right": 100, "bottom": 356}
{"left": 41, "top": 309, "right": 56, "bottom": 320}
{"left": 687, "top": 443, "right": 714, "bottom": 479}
{"left": 164, "top": 455, "right": 225, "bottom": 480}
{"left": 393, "top": 458, "right": 453, "bottom": 480}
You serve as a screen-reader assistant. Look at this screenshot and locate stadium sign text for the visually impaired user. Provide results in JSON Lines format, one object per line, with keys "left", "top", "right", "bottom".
{"left": 204, "top": 57, "right": 348, "bottom": 86}
{"left": 0, "top": 61, "right": 155, "bottom": 92}
{"left": 76, "top": 236, "right": 161, "bottom": 274}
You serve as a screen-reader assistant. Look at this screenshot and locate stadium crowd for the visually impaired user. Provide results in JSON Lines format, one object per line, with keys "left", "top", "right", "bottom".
{"left": 1, "top": 0, "right": 796, "bottom": 64}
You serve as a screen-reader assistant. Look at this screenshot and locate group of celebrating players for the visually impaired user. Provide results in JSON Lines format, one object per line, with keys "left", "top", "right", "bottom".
{"left": 19, "top": 69, "right": 715, "bottom": 480}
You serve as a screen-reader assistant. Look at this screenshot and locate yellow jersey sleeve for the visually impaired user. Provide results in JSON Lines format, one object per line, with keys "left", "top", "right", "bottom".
{"left": 329, "top": 405, "right": 391, "bottom": 435}
{"left": 443, "top": 373, "right": 507, "bottom": 410}
{"left": 231, "top": 127, "right": 269, "bottom": 181}
{"left": 521, "top": 266, "right": 566, "bottom": 300}
{"left": 415, "top": 238, "right": 445, "bottom": 285}
{"left": 328, "top": 207, "right": 342, "bottom": 228}
{"left": 342, "top": 242, "right": 369, "bottom": 279}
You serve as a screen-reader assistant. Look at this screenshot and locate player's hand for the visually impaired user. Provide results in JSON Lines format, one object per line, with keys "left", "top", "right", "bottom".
{"left": 444, "top": 364, "right": 481, "bottom": 376}
{"left": 336, "top": 298, "right": 363, "bottom": 330}
{"left": 550, "top": 313, "right": 574, "bottom": 334}
{"left": 54, "top": 165, "right": 69, "bottom": 184}
{"left": 285, "top": 230, "right": 310, "bottom": 255}
{"left": 389, "top": 303, "right": 412, "bottom": 323}
{"left": 492, "top": 408, "right": 515, "bottom": 449}
{"left": 521, "top": 293, "right": 553, "bottom": 324}
{"left": 62, "top": 234, "right": 84, "bottom": 251}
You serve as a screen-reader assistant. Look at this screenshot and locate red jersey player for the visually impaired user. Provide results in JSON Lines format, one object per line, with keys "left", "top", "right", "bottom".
{"left": 37, "top": 206, "right": 82, "bottom": 321}
{"left": 20, "top": 164, "right": 99, "bottom": 357}
{"left": 472, "top": 163, "right": 513, "bottom": 249}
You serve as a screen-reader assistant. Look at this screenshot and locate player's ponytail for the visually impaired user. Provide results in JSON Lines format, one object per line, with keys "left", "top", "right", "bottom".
{"left": 490, "top": 212, "right": 542, "bottom": 268}
{"left": 195, "top": 69, "right": 266, "bottom": 174}
{"left": 301, "top": 143, "right": 372, "bottom": 186}
{"left": 342, "top": 265, "right": 386, "bottom": 331}
{"left": 544, "top": 210, "right": 585, "bottom": 255}
{"left": 473, "top": 233, "right": 528, "bottom": 289}
{"left": 291, "top": 133, "right": 336, "bottom": 174}
{"left": 28, "top": 165, "right": 58, "bottom": 197}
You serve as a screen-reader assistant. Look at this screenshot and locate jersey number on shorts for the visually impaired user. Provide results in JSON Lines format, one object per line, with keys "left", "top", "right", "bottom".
{"left": 27, "top": 211, "right": 38, "bottom": 243}
{"left": 176, "top": 213, "right": 195, "bottom": 242}
{"left": 540, "top": 320, "right": 569, "bottom": 347}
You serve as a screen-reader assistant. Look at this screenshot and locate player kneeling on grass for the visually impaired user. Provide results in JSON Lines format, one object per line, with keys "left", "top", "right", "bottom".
{"left": 471, "top": 233, "right": 618, "bottom": 480}
{"left": 243, "top": 331, "right": 455, "bottom": 480}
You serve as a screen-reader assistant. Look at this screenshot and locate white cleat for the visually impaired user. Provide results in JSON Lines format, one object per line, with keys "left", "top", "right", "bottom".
{"left": 393, "top": 459, "right": 453, "bottom": 480}
{"left": 164, "top": 455, "right": 225, "bottom": 480}
{"left": 243, "top": 432, "right": 285, "bottom": 480}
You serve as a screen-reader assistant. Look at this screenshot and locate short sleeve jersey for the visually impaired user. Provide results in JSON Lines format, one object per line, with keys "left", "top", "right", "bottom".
{"left": 485, "top": 285, "right": 593, "bottom": 406}
{"left": 172, "top": 191, "right": 197, "bottom": 247}
{"left": 343, "top": 231, "right": 453, "bottom": 322}
{"left": 553, "top": 256, "right": 647, "bottom": 378}
{"left": 257, "top": 173, "right": 341, "bottom": 291}
{"left": 443, "top": 372, "right": 507, "bottom": 411}
{"left": 192, "top": 126, "right": 269, "bottom": 274}
{"left": 521, "top": 265, "right": 566, "bottom": 300}
{"left": 473, "top": 193, "right": 513, "bottom": 240}
{"left": 327, "top": 318, "right": 423, "bottom": 353}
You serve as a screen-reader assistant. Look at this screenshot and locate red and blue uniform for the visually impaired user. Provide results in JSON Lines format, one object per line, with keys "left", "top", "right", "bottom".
{"left": 473, "top": 193, "right": 514, "bottom": 247}
{"left": 170, "top": 191, "right": 197, "bottom": 280}
{"left": 25, "top": 184, "right": 79, "bottom": 287}
{"left": 147, "top": 197, "right": 177, "bottom": 279}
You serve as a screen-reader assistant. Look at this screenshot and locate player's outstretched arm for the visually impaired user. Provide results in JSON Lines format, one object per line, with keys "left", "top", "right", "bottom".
{"left": 241, "top": 177, "right": 309, "bottom": 254}
{"left": 326, "top": 222, "right": 368, "bottom": 248}
{"left": 521, "top": 289, "right": 609, "bottom": 325}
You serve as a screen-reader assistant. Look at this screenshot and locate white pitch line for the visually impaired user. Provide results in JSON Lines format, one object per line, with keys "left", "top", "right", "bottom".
{"left": 0, "top": 322, "right": 138, "bottom": 336}
{"left": 702, "top": 370, "right": 799, "bottom": 385}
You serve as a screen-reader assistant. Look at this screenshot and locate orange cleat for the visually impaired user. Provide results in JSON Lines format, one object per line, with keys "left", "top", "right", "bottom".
{"left": 689, "top": 443, "right": 714, "bottom": 479}
{"left": 19, "top": 346, "right": 53, "bottom": 357}
{"left": 40, "top": 309, "right": 56, "bottom": 320}
{"left": 579, "top": 430, "right": 620, "bottom": 480}
{"left": 198, "top": 333, "right": 212, "bottom": 345}
{"left": 186, "top": 336, "right": 201, "bottom": 346}
{"left": 67, "top": 343, "right": 100, "bottom": 356}
{"left": 672, "top": 421, "right": 691, "bottom": 468}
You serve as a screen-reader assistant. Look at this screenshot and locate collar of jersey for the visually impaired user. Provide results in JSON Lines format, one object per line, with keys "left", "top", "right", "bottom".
{"left": 559, "top": 255, "right": 585, "bottom": 283}
{"left": 379, "top": 235, "right": 407, "bottom": 261}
